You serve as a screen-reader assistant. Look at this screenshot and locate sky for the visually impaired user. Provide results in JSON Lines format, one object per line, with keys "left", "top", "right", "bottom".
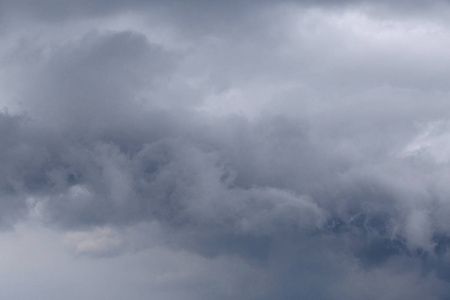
{"left": 2, "top": 0, "right": 450, "bottom": 299}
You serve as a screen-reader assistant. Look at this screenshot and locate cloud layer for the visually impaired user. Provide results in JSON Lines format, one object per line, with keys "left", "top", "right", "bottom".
{"left": 2, "top": 1, "right": 450, "bottom": 299}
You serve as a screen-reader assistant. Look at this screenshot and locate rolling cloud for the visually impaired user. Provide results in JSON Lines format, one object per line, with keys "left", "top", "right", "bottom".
{"left": 2, "top": 1, "right": 450, "bottom": 299}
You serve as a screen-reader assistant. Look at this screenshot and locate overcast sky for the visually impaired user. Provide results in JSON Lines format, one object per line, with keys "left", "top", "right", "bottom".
{"left": 2, "top": 0, "right": 450, "bottom": 299}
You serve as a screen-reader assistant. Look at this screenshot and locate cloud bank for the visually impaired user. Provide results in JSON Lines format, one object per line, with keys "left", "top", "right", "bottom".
{"left": 2, "top": 0, "right": 450, "bottom": 299}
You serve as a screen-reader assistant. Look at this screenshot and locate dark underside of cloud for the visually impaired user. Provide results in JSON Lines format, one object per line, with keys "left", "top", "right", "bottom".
{"left": 3, "top": 0, "right": 450, "bottom": 299}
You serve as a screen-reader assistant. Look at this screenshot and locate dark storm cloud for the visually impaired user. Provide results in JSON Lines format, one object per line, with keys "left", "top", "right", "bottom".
{"left": 3, "top": 0, "right": 450, "bottom": 299}
{"left": 2, "top": 0, "right": 449, "bottom": 23}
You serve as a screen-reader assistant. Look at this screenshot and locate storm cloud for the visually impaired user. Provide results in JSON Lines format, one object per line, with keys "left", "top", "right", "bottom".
{"left": 2, "top": 0, "right": 450, "bottom": 299}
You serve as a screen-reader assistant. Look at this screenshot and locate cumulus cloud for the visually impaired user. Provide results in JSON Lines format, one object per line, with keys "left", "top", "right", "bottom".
{"left": 2, "top": 0, "right": 450, "bottom": 299}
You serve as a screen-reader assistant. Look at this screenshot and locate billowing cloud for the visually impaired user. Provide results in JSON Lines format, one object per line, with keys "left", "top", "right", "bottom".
{"left": 2, "top": 1, "right": 450, "bottom": 299}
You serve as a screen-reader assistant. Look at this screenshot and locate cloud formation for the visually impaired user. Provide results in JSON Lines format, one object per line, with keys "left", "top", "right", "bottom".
{"left": 2, "top": 0, "right": 450, "bottom": 299}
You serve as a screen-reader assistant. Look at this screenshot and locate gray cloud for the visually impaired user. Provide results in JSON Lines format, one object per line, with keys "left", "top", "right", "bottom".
{"left": 2, "top": 1, "right": 450, "bottom": 299}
